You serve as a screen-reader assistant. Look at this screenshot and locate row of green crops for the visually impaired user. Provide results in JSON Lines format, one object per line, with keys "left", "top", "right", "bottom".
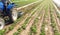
{"left": 40, "top": 7, "right": 49, "bottom": 35}
{"left": 30, "top": 7, "right": 43, "bottom": 35}
{"left": 49, "top": 0, "right": 60, "bottom": 35}
{"left": 11, "top": 0, "right": 38, "bottom": 7}
{"left": 40, "top": 1, "right": 49, "bottom": 35}
{"left": 30, "top": 1, "right": 46, "bottom": 34}
{"left": 50, "top": 0, "right": 60, "bottom": 20}
{"left": 50, "top": 3, "right": 60, "bottom": 35}
{"left": 40, "top": 8, "right": 48, "bottom": 35}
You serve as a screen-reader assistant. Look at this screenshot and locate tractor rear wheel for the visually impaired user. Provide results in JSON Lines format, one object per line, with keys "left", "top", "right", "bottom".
{"left": 11, "top": 7, "right": 18, "bottom": 22}
{"left": 0, "top": 18, "right": 5, "bottom": 30}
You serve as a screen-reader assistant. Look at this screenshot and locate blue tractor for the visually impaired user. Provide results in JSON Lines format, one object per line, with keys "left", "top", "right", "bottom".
{"left": 0, "top": 0, "right": 18, "bottom": 30}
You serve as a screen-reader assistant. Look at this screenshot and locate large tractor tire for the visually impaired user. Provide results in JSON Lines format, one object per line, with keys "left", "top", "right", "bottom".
{"left": 11, "top": 8, "right": 18, "bottom": 21}
{"left": 0, "top": 18, "right": 5, "bottom": 30}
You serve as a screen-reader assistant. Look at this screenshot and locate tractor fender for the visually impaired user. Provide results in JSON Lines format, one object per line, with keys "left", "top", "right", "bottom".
{"left": 7, "top": 3, "right": 15, "bottom": 10}
{"left": 0, "top": 2, "right": 4, "bottom": 10}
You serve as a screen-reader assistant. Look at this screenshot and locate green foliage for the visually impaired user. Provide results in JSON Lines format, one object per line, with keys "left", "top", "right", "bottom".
{"left": 31, "top": 25, "right": 37, "bottom": 33}
{"left": 56, "top": 12, "right": 60, "bottom": 19}
{"left": 30, "top": 18, "right": 39, "bottom": 34}
{"left": 17, "top": 28, "right": 22, "bottom": 32}
{"left": 13, "top": 32, "right": 19, "bottom": 35}
{"left": 9, "top": 26, "right": 14, "bottom": 30}
{"left": 40, "top": 32, "right": 45, "bottom": 35}
{"left": 34, "top": 18, "right": 39, "bottom": 23}
{"left": 0, "top": 29, "right": 6, "bottom": 35}
{"left": 13, "top": 27, "right": 22, "bottom": 35}
{"left": 21, "top": 24, "right": 26, "bottom": 29}
{"left": 51, "top": 23, "right": 56, "bottom": 28}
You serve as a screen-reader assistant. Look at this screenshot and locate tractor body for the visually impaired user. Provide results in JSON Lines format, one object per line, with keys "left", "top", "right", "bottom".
{"left": 0, "top": 2, "right": 15, "bottom": 16}
{"left": 0, "top": 1, "right": 18, "bottom": 30}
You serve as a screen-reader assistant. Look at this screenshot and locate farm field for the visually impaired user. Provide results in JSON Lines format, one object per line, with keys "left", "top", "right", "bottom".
{"left": 0, "top": 0, "right": 60, "bottom": 35}
{"left": 11, "top": 0, "right": 38, "bottom": 7}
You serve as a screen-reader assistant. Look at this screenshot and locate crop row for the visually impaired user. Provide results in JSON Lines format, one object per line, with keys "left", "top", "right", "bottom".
{"left": 50, "top": 4, "right": 60, "bottom": 35}
{"left": 30, "top": 1, "right": 48, "bottom": 35}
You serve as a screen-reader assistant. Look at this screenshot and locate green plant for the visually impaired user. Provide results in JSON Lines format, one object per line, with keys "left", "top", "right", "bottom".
{"left": 13, "top": 32, "right": 19, "bottom": 35}
{"left": 40, "top": 32, "right": 45, "bottom": 35}
{"left": 31, "top": 25, "right": 37, "bottom": 33}
{"left": 51, "top": 23, "right": 56, "bottom": 28}
{"left": 17, "top": 28, "right": 22, "bottom": 32}
{"left": 9, "top": 26, "right": 14, "bottom": 30}
{"left": 21, "top": 24, "right": 26, "bottom": 29}
{"left": 0, "top": 29, "right": 6, "bottom": 35}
